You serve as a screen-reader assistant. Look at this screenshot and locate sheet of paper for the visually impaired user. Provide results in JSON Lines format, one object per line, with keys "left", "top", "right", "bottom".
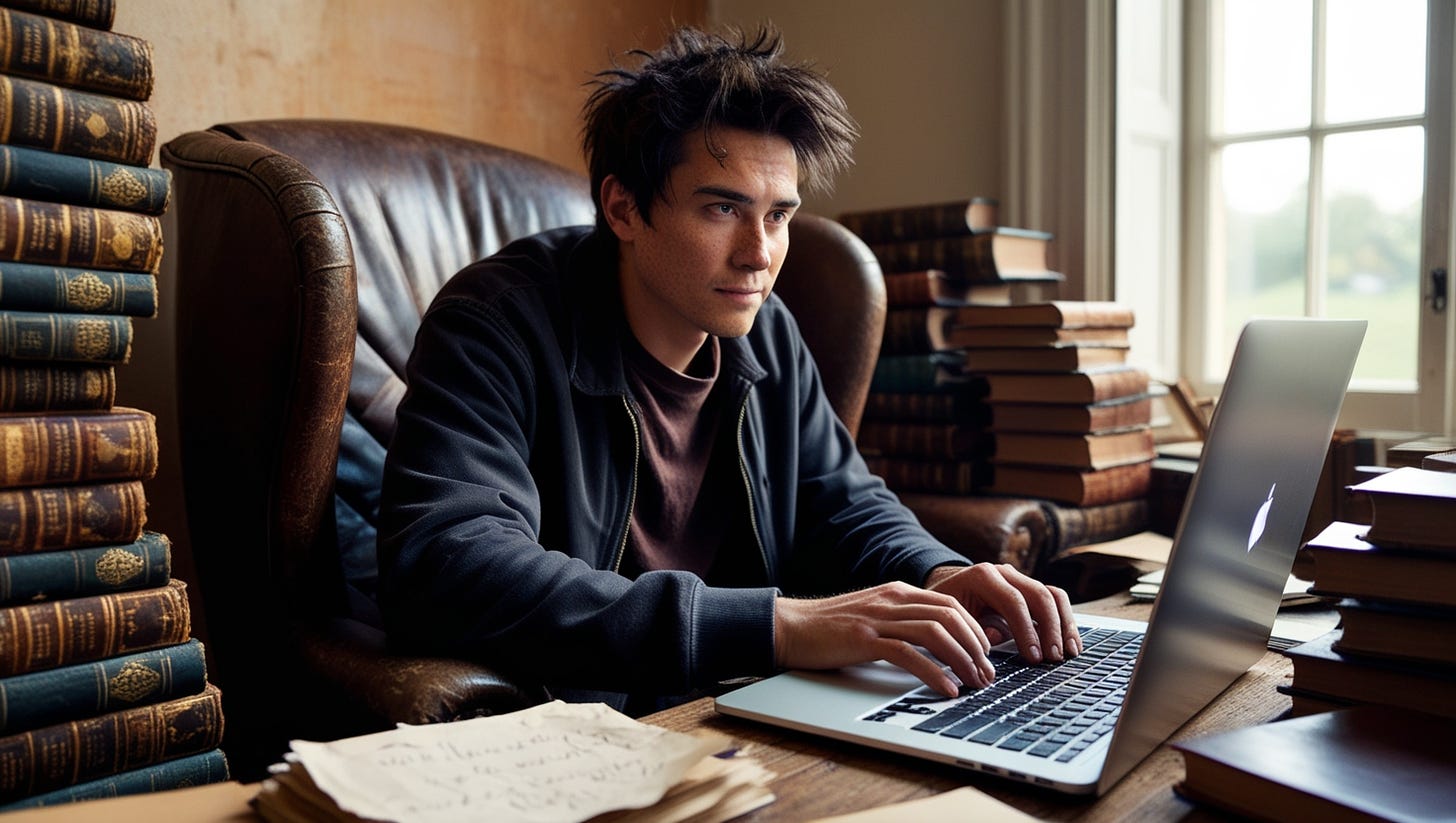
{"left": 286, "top": 701, "right": 727, "bottom": 823}
{"left": 807, "top": 786, "right": 1039, "bottom": 822}
{"left": 1061, "top": 530, "right": 1174, "bottom": 564}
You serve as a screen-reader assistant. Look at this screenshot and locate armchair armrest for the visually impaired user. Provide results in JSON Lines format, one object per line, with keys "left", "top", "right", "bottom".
{"left": 897, "top": 493, "right": 1054, "bottom": 571}
{"left": 295, "top": 618, "right": 549, "bottom": 728}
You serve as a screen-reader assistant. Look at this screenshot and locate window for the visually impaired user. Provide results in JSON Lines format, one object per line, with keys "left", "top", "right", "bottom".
{"left": 1183, "top": 0, "right": 1453, "bottom": 430}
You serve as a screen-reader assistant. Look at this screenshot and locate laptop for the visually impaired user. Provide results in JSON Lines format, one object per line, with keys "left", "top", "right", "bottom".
{"left": 716, "top": 317, "right": 1366, "bottom": 795}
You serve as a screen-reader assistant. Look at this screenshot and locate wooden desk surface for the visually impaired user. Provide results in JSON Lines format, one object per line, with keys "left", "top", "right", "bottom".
{"left": 642, "top": 593, "right": 1296, "bottom": 822}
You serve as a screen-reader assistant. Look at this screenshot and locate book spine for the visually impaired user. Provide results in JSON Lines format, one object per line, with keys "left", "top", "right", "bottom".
{"left": 0, "top": 531, "right": 169, "bottom": 603}
{"left": 880, "top": 307, "right": 947, "bottom": 355}
{"left": 1079, "top": 461, "right": 1154, "bottom": 507}
{"left": 1045, "top": 498, "right": 1149, "bottom": 548}
{"left": 0, "top": 8, "right": 153, "bottom": 100}
{"left": 869, "top": 235, "right": 996, "bottom": 280}
{"left": 841, "top": 201, "right": 978, "bottom": 244}
{"left": 1088, "top": 369, "right": 1151, "bottom": 403}
{"left": 0, "top": 407, "right": 157, "bottom": 487}
{"left": 0, "top": 637, "right": 202, "bottom": 735}
{"left": 0, "top": 748, "right": 229, "bottom": 810}
{"left": 857, "top": 421, "right": 989, "bottom": 460}
{"left": 0, "top": 361, "right": 113, "bottom": 411}
{"left": 0, "top": 145, "right": 170, "bottom": 214}
{"left": 0, "top": 309, "right": 131, "bottom": 362}
{"left": 864, "top": 456, "right": 984, "bottom": 495}
{"left": 0, "top": 196, "right": 163, "bottom": 272}
{"left": 0, "top": 480, "right": 145, "bottom": 553}
{"left": 0, "top": 684, "right": 222, "bottom": 803}
{"left": 881, "top": 271, "right": 939, "bottom": 306}
{"left": 0, "top": 579, "right": 188, "bottom": 677}
{"left": 0, "top": 261, "right": 156, "bottom": 315}
{"left": 0, "top": 1, "right": 115, "bottom": 32}
{"left": 0, "top": 74, "right": 154, "bottom": 165}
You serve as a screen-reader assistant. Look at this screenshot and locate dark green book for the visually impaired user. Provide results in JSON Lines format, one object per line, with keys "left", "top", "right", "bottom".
{"left": 0, "top": 531, "right": 169, "bottom": 604}
{"left": 0, "top": 145, "right": 169, "bottom": 214}
{"left": 0, "top": 309, "right": 130, "bottom": 362}
{"left": 870, "top": 351, "right": 970, "bottom": 394}
{"left": 0, "top": 261, "right": 156, "bottom": 316}
{"left": 0, "top": 748, "right": 229, "bottom": 810}
{"left": 0, "top": 638, "right": 203, "bottom": 735}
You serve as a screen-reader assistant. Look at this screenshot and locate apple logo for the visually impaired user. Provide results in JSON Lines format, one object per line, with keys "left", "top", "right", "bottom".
{"left": 1247, "top": 483, "right": 1275, "bottom": 552}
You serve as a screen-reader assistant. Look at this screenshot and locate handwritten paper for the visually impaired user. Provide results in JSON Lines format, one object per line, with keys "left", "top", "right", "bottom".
{"left": 280, "top": 701, "right": 729, "bottom": 823}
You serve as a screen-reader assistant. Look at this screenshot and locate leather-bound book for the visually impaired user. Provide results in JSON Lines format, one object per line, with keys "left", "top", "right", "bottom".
{"left": 0, "top": 749, "right": 231, "bottom": 811}
{"left": 0, "top": 145, "right": 170, "bottom": 214}
{"left": 839, "top": 197, "right": 1000, "bottom": 244}
{"left": 0, "top": 75, "right": 154, "bottom": 165}
{"left": 0, "top": 7, "right": 152, "bottom": 99}
{"left": 0, "top": 309, "right": 130, "bottom": 362}
{"left": 0, "top": 579, "right": 189, "bottom": 677}
{"left": 0, "top": 531, "right": 170, "bottom": 604}
{"left": 0, "top": 361, "right": 114, "bottom": 411}
{"left": 0, "top": 196, "right": 163, "bottom": 272}
{"left": 0, "top": 406, "right": 155, "bottom": 487}
{"left": 868, "top": 228, "right": 1055, "bottom": 282}
{"left": 0, "top": 479, "right": 145, "bottom": 553}
{"left": 0, "top": 261, "right": 156, "bottom": 316}
{"left": 0, "top": 0, "right": 115, "bottom": 32}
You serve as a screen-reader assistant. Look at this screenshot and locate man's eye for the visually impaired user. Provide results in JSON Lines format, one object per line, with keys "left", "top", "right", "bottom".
{"left": 713, "top": 204, "right": 735, "bottom": 215}
{"left": 768, "top": 210, "right": 789, "bottom": 224}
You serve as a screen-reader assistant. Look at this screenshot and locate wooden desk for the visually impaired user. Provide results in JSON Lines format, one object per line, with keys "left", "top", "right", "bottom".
{"left": 642, "top": 593, "right": 1296, "bottom": 821}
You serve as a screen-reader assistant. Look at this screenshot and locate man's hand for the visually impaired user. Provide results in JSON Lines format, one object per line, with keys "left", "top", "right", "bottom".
{"left": 925, "top": 563, "right": 1080, "bottom": 664}
{"left": 772, "top": 565, "right": 1078, "bottom": 699}
{"left": 774, "top": 582, "right": 998, "bottom": 699}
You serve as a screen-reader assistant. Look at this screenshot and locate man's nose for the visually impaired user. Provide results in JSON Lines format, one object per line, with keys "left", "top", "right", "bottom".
{"left": 733, "top": 223, "right": 773, "bottom": 271}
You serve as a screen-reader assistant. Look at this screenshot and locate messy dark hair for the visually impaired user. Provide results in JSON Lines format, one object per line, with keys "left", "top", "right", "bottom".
{"left": 581, "top": 24, "right": 858, "bottom": 232}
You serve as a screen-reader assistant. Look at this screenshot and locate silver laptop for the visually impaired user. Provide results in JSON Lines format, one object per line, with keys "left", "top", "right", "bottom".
{"left": 716, "top": 317, "right": 1365, "bottom": 795}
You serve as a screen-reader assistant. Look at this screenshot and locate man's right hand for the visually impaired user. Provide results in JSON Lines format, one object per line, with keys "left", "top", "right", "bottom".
{"left": 773, "top": 582, "right": 999, "bottom": 699}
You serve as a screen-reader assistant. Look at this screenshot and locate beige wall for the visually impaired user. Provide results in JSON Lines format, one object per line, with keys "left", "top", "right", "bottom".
{"left": 110, "top": 0, "right": 702, "bottom": 635}
{"left": 708, "top": 0, "right": 1007, "bottom": 220}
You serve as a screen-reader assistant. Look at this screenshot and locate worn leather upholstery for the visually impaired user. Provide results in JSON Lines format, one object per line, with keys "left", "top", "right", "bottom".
{"left": 161, "top": 118, "right": 1063, "bottom": 777}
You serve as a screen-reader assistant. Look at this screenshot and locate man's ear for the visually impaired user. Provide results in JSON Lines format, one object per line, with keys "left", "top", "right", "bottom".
{"left": 600, "top": 175, "right": 641, "bottom": 242}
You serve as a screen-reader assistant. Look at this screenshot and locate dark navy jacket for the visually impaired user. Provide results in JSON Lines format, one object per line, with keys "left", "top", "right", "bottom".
{"left": 378, "top": 226, "right": 967, "bottom": 707}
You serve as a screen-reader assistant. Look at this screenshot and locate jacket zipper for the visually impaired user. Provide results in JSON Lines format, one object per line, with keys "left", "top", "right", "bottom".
{"left": 735, "top": 392, "right": 771, "bottom": 578}
{"left": 611, "top": 394, "right": 642, "bottom": 574}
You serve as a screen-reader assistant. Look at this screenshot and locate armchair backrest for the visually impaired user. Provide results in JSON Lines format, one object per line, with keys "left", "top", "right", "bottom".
{"left": 161, "top": 119, "right": 885, "bottom": 700}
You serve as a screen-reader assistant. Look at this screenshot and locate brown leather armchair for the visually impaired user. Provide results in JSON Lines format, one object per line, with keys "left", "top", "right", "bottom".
{"left": 160, "top": 119, "right": 1060, "bottom": 779}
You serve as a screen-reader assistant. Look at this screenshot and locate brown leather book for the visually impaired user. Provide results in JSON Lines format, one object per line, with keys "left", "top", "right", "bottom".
{"left": 0, "top": 479, "right": 145, "bottom": 554}
{"left": 0, "top": 75, "right": 155, "bottom": 165}
{"left": 1173, "top": 705, "right": 1456, "bottom": 822}
{"left": 0, "top": 406, "right": 156, "bottom": 488}
{"left": 1282, "top": 629, "right": 1456, "bottom": 720}
{"left": 0, "top": 579, "right": 188, "bottom": 676}
{"left": 856, "top": 420, "right": 991, "bottom": 460}
{"left": 949, "top": 300, "right": 1136, "bottom": 329}
{"left": 868, "top": 228, "right": 1055, "bottom": 281}
{"left": 1332, "top": 598, "right": 1456, "bottom": 667}
{"left": 990, "top": 428, "right": 1156, "bottom": 471}
{"left": 987, "top": 395, "right": 1153, "bottom": 435}
{"left": 981, "top": 366, "right": 1150, "bottom": 405}
{"left": 0, "top": 196, "right": 163, "bottom": 273}
{"left": 946, "top": 324, "right": 1129, "bottom": 348}
{"left": 0, "top": 683, "right": 222, "bottom": 804}
{"left": 839, "top": 197, "right": 1000, "bottom": 244}
{"left": 961, "top": 345, "right": 1129, "bottom": 374}
{"left": 0, "top": 7, "right": 153, "bottom": 100}
{"left": 1347, "top": 466, "right": 1456, "bottom": 551}
{"left": 862, "top": 389, "right": 988, "bottom": 425}
{"left": 0, "top": 361, "right": 114, "bottom": 411}
{"left": 863, "top": 456, "right": 987, "bottom": 495}
{"left": 983, "top": 460, "right": 1153, "bottom": 507}
{"left": 880, "top": 305, "right": 960, "bottom": 355}
{"left": 880, "top": 269, "right": 1061, "bottom": 308}
{"left": 0, "top": 0, "right": 115, "bottom": 31}
{"left": 1304, "top": 520, "right": 1456, "bottom": 608}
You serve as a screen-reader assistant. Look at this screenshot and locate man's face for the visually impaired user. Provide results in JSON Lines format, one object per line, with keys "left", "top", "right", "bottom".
{"left": 604, "top": 127, "right": 801, "bottom": 372}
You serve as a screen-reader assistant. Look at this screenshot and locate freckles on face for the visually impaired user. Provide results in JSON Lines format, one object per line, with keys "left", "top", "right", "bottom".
{"left": 614, "top": 127, "right": 801, "bottom": 371}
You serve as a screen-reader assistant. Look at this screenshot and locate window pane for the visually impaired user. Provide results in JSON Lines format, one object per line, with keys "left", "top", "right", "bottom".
{"left": 1324, "top": 128, "right": 1423, "bottom": 386}
{"left": 1212, "top": 138, "right": 1309, "bottom": 376}
{"left": 1218, "top": 0, "right": 1311, "bottom": 134}
{"left": 1325, "top": 0, "right": 1426, "bottom": 123}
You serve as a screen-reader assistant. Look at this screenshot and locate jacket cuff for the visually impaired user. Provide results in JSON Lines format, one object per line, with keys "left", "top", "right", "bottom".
{"left": 692, "top": 585, "right": 778, "bottom": 684}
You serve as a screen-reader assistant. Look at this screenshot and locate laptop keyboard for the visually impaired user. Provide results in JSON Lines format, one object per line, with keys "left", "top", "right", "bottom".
{"left": 862, "top": 626, "right": 1142, "bottom": 763}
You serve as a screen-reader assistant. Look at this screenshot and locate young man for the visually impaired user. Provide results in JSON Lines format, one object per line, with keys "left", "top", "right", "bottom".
{"left": 378, "top": 25, "right": 1078, "bottom": 713}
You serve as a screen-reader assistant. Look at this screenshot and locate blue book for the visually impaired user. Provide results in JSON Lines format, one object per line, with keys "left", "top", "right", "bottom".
{"left": 0, "top": 262, "right": 157, "bottom": 317}
{"left": 0, "top": 145, "right": 170, "bottom": 215}
{"left": 0, "top": 531, "right": 170, "bottom": 605}
{"left": 0, "top": 639, "right": 205, "bottom": 735}
{"left": 0, "top": 749, "right": 229, "bottom": 810}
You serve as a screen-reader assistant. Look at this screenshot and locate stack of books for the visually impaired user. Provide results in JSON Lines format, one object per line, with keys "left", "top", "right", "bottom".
{"left": 967, "top": 301, "right": 1154, "bottom": 508}
{"left": 1283, "top": 464, "right": 1456, "bottom": 718}
{"left": 0, "top": 1, "right": 229, "bottom": 810}
{"left": 846, "top": 197, "right": 1061, "bottom": 498}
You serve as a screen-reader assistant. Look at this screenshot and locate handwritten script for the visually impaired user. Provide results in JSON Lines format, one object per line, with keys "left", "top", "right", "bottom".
{"left": 287, "top": 701, "right": 727, "bottom": 823}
